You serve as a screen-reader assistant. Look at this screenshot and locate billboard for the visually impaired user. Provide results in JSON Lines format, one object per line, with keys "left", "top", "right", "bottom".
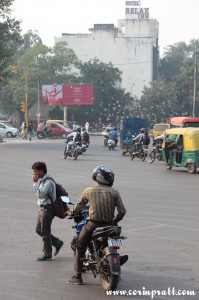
{"left": 42, "top": 84, "right": 94, "bottom": 106}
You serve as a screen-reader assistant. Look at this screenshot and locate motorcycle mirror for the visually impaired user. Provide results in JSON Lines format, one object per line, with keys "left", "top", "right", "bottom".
{"left": 61, "top": 196, "right": 74, "bottom": 205}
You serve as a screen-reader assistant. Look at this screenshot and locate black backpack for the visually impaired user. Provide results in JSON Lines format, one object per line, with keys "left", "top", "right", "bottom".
{"left": 45, "top": 177, "right": 69, "bottom": 219}
{"left": 143, "top": 135, "right": 150, "bottom": 145}
{"left": 75, "top": 132, "right": 82, "bottom": 143}
{"left": 28, "top": 123, "right": 33, "bottom": 131}
{"left": 83, "top": 131, "right": 89, "bottom": 143}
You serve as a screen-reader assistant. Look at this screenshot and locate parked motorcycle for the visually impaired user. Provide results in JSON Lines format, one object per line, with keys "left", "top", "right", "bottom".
{"left": 65, "top": 198, "right": 126, "bottom": 291}
{"left": 107, "top": 139, "right": 116, "bottom": 150}
{"left": 129, "top": 142, "right": 148, "bottom": 161}
{"left": 147, "top": 140, "right": 163, "bottom": 163}
{"left": 64, "top": 141, "right": 82, "bottom": 160}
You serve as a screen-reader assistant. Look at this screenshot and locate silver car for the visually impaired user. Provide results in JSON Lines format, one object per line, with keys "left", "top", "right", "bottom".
{"left": 0, "top": 123, "right": 19, "bottom": 138}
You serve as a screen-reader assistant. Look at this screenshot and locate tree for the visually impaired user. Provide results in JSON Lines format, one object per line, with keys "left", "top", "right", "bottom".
{"left": 140, "top": 40, "right": 199, "bottom": 126}
{"left": 68, "top": 58, "right": 134, "bottom": 126}
{"left": 7, "top": 40, "right": 80, "bottom": 119}
{"left": 140, "top": 81, "right": 178, "bottom": 125}
{"left": 0, "top": 0, "right": 21, "bottom": 87}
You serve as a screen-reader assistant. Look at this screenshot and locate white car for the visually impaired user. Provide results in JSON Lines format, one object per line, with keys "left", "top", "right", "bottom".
{"left": 0, "top": 123, "right": 19, "bottom": 138}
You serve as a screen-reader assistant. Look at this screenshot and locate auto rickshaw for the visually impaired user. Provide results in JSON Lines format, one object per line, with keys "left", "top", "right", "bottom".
{"left": 162, "top": 127, "right": 199, "bottom": 174}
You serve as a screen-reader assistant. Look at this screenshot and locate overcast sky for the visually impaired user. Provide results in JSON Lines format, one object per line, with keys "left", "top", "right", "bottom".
{"left": 12, "top": 0, "right": 199, "bottom": 56}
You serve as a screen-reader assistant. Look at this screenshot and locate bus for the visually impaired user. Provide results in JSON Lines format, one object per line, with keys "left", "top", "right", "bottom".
{"left": 170, "top": 117, "right": 199, "bottom": 128}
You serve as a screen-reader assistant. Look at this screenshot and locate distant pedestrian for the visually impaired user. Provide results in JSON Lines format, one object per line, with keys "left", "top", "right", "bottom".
{"left": 21, "top": 121, "right": 27, "bottom": 139}
{"left": 32, "top": 161, "right": 64, "bottom": 261}
{"left": 85, "top": 122, "right": 89, "bottom": 133}
{"left": 27, "top": 121, "right": 34, "bottom": 141}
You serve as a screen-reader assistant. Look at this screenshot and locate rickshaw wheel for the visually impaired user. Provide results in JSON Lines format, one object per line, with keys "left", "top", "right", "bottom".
{"left": 187, "top": 164, "right": 196, "bottom": 174}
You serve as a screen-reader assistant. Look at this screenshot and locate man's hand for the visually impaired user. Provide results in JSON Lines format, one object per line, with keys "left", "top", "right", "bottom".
{"left": 65, "top": 209, "right": 73, "bottom": 216}
{"left": 32, "top": 175, "right": 39, "bottom": 183}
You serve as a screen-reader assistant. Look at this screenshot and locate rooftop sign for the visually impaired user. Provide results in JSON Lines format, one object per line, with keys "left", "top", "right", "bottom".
{"left": 125, "top": 1, "right": 150, "bottom": 19}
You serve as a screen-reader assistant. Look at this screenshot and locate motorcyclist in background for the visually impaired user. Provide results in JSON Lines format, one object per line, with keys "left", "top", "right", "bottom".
{"left": 109, "top": 127, "right": 118, "bottom": 146}
{"left": 65, "top": 127, "right": 82, "bottom": 153}
{"left": 132, "top": 128, "right": 145, "bottom": 153}
{"left": 81, "top": 127, "right": 90, "bottom": 145}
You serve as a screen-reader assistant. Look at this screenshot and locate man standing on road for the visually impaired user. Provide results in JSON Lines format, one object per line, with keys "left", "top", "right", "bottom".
{"left": 31, "top": 161, "right": 64, "bottom": 261}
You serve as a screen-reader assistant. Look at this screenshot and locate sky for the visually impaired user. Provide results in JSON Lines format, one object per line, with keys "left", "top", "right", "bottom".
{"left": 11, "top": 0, "right": 199, "bottom": 56}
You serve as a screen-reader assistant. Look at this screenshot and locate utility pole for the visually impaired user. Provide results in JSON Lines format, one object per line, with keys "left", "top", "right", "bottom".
{"left": 12, "top": 64, "right": 29, "bottom": 124}
{"left": 25, "top": 66, "right": 29, "bottom": 125}
{"left": 193, "top": 45, "right": 198, "bottom": 117}
{"left": 37, "top": 72, "right": 40, "bottom": 126}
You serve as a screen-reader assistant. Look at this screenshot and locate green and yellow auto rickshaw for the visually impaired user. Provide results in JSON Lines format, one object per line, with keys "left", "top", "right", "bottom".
{"left": 162, "top": 127, "right": 199, "bottom": 174}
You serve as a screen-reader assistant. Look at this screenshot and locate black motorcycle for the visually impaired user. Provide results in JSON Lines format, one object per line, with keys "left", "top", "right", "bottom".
{"left": 69, "top": 204, "right": 126, "bottom": 291}
{"left": 129, "top": 142, "right": 148, "bottom": 161}
{"left": 37, "top": 129, "right": 57, "bottom": 139}
{"left": 147, "top": 139, "right": 163, "bottom": 163}
{"left": 64, "top": 141, "right": 82, "bottom": 160}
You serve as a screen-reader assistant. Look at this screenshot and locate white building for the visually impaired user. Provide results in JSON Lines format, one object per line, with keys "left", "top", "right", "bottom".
{"left": 54, "top": 5, "right": 159, "bottom": 99}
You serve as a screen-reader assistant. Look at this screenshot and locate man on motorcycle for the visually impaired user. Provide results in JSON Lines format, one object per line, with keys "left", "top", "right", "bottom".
{"left": 65, "top": 127, "right": 81, "bottom": 153}
{"left": 42, "top": 121, "right": 48, "bottom": 138}
{"left": 108, "top": 127, "right": 118, "bottom": 146}
{"left": 67, "top": 165, "right": 128, "bottom": 285}
{"left": 81, "top": 127, "right": 90, "bottom": 144}
{"left": 132, "top": 128, "right": 145, "bottom": 153}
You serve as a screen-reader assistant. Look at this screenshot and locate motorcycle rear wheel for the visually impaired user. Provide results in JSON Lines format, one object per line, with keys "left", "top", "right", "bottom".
{"left": 37, "top": 133, "right": 44, "bottom": 139}
{"left": 51, "top": 133, "right": 57, "bottom": 139}
{"left": 100, "top": 249, "right": 119, "bottom": 291}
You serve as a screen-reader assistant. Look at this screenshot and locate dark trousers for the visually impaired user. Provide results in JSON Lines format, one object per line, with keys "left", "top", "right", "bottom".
{"left": 36, "top": 206, "right": 62, "bottom": 257}
{"left": 74, "top": 221, "right": 98, "bottom": 273}
{"left": 74, "top": 221, "right": 113, "bottom": 273}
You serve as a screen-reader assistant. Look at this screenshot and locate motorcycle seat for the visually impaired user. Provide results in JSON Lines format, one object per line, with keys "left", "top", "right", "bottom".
{"left": 92, "top": 226, "right": 121, "bottom": 240}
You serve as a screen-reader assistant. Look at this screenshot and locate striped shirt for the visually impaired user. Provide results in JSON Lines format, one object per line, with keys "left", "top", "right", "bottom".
{"left": 73, "top": 184, "right": 126, "bottom": 224}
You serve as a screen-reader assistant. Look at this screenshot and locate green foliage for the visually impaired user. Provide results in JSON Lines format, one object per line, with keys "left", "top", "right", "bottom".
{"left": 6, "top": 39, "right": 80, "bottom": 118}
{"left": 68, "top": 58, "right": 134, "bottom": 126}
{"left": 0, "top": 0, "right": 21, "bottom": 87}
{"left": 141, "top": 40, "right": 199, "bottom": 126}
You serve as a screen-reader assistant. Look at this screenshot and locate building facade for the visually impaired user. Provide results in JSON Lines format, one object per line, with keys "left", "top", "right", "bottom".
{"left": 54, "top": 11, "right": 159, "bottom": 99}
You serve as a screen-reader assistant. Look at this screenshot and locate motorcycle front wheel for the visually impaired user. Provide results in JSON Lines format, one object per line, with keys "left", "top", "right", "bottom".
{"left": 129, "top": 149, "right": 134, "bottom": 160}
{"left": 147, "top": 150, "right": 156, "bottom": 163}
{"left": 63, "top": 149, "right": 68, "bottom": 159}
{"left": 73, "top": 149, "right": 79, "bottom": 160}
{"left": 100, "top": 249, "right": 119, "bottom": 291}
{"left": 139, "top": 148, "right": 146, "bottom": 161}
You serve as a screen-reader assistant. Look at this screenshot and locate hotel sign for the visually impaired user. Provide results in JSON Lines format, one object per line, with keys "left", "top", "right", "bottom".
{"left": 125, "top": 1, "right": 150, "bottom": 19}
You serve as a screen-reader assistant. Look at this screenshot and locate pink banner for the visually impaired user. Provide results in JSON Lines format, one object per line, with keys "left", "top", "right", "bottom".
{"left": 42, "top": 84, "right": 94, "bottom": 106}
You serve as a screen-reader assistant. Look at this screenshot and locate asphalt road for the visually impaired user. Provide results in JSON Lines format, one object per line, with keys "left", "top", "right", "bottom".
{"left": 0, "top": 136, "right": 199, "bottom": 300}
